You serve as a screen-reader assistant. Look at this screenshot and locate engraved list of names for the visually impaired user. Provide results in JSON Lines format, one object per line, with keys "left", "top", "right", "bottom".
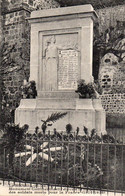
{"left": 58, "top": 49, "right": 79, "bottom": 90}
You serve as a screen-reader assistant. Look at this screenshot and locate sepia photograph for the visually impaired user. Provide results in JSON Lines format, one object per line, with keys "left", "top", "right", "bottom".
{"left": 0, "top": 0, "right": 125, "bottom": 195}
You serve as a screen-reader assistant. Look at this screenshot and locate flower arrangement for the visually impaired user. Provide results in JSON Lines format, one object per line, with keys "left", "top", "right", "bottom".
{"left": 21, "top": 80, "right": 37, "bottom": 99}
{"left": 15, "top": 141, "right": 63, "bottom": 166}
{"left": 75, "top": 79, "right": 99, "bottom": 98}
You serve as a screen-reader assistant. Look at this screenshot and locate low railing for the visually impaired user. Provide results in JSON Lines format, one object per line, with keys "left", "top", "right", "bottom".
{"left": 0, "top": 131, "right": 125, "bottom": 194}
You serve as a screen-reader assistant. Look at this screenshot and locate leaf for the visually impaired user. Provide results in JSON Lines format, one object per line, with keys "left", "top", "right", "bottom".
{"left": 83, "top": 126, "right": 88, "bottom": 135}
{"left": 91, "top": 129, "right": 96, "bottom": 138}
{"left": 45, "top": 112, "right": 67, "bottom": 123}
{"left": 41, "top": 120, "right": 46, "bottom": 123}
{"left": 48, "top": 124, "right": 52, "bottom": 126}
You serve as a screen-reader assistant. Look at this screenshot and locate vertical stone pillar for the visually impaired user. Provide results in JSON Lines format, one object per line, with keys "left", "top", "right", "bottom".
{"left": 30, "top": 27, "right": 39, "bottom": 86}
{"left": 81, "top": 18, "right": 94, "bottom": 83}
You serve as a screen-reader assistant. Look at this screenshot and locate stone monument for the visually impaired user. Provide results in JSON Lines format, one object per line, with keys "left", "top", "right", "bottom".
{"left": 15, "top": 5, "right": 106, "bottom": 135}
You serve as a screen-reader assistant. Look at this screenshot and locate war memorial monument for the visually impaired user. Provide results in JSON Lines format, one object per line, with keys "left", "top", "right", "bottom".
{"left": 15, "top": 4, "right": 106, "bottom": 135}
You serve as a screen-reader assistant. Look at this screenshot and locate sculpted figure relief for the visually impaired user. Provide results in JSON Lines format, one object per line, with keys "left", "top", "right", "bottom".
{"left": 43, "top": 36, "right": 58, "bottom": 91}
{"left": 43, "top": 35, "right": 78, "bottom": 91}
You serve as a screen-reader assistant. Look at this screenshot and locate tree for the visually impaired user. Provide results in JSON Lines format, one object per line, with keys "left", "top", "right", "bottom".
{"left": 93, "top": 22, "right": 125, "bottom": 80}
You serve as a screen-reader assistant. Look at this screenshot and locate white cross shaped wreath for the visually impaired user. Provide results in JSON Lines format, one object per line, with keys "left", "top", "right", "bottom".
{"left": 15, "top": 142, "right": 63, "bottom": 166}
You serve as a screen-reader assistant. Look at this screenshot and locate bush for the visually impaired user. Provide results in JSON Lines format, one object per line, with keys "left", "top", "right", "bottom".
{"left": 75, "top": 79, "right": 98, "bottom": 98}
{"left": 21, "top": 80, "right": 37, "bottom": 99}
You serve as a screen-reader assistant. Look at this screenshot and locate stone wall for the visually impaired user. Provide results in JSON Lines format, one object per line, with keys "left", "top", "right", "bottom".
{"left": 101, "top": 94, "right": 125, "bottom": 113}
{"left": 98, "top": 37, "right": 125, "bottom": 114}
{"left": 99, "top": 53, "right": 125, "bottom": 114}
{"left": 2, "top": 0, "right": 60, "bottom": 12}
{"left": 2, "top": 8, "right": 31, "bottom": 117}
{"left": 95, "top": 5, "right": 125, "bottom": 115}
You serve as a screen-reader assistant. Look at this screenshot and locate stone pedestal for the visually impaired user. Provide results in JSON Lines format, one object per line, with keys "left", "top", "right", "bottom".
{"left": 15, "top": 5, "right": 106, "bottom": 135}
{"left": 15, "top": 98, "right": 105, "bottom": 134}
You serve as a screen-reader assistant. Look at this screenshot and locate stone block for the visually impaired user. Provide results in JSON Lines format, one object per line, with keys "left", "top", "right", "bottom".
{"left": 15, "top": 98, "right": 106, "bottom": 134}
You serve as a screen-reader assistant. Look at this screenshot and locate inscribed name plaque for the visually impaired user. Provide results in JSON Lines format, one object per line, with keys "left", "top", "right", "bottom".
{"left": 58, "top": 49, "right": 79, "bottom": 90}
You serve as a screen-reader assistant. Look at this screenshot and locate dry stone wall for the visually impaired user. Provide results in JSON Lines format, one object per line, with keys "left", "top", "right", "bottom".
{"left": 101, "top": 94, "right": 125, "bottom": 114}
{"left": 99, "top": 52, "right": 125, "bottom": 114}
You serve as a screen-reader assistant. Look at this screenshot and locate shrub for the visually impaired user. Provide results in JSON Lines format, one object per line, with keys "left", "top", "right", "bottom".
{"left": 75, "top": 79, "right": 98, "bottom": 98}
{"left": 21, "top": 80, "right": 37, "bottom": 99}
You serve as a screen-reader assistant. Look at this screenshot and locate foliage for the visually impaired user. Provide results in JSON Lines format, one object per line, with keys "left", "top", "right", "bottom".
{"left": 42, "top": 112, "right": 67, "bottom": 123}
{"left": 94, "top": 80, "right": 103, "bottom": 95}
{"left": 94, "top": 23, "right": 125, "bottom": 62}
{"left": 0, "top": 42, "right": 28, "bottom": 128}
{"left": 75, "top": 79, "right": 98, "bottom": 98}
{"left": 21, "top": 80, "right": 37, "bottom": 99}
{"left": 0, "top": 123, "right": 29, "bottom": 167}
{"left": 0, "top": 43, "right": 16, "bottom": 128}
{"left": 93, "top": 21, "right": 125, "bottom": 80}
{"left": 0, "top": 19, "right": 30, "bottom": 127}
{"left": 66, "top": 123, "right": 72, "bottom": 134}
{"left": 41, "top": 112, "right": 67, "bottom": 134}
{"left": 0, "top": 107, "right": 14, "bottom": 128}
{"left": 1, "top": 82, "right": 20, "bottom": 128}
{"left": 106, "top": 113, "right": 125, "bottom": 128}
{"left": 56, "top": 0, "right": 125, "bottom": 8}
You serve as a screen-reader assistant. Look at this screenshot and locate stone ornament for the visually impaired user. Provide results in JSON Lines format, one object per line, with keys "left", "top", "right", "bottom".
{"left": 100, "top": 53, "right": 119, "bottom": 68}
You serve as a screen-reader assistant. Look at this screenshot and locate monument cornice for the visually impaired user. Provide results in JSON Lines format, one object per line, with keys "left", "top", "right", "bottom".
{"left": 28, "top": 4, "right": 98, "bottom": 24}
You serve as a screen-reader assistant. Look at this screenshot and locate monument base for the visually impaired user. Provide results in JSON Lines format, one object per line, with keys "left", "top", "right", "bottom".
{"left": 15, "top": 98, "right": 106, "bottom": 135}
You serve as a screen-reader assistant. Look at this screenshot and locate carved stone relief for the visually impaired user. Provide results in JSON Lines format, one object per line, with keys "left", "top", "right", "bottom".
{"left": 42, "top": 33, "right": 79, "bottom": 91}
{"left": 58, "top": 49, "right": 79, "bottom": 90}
